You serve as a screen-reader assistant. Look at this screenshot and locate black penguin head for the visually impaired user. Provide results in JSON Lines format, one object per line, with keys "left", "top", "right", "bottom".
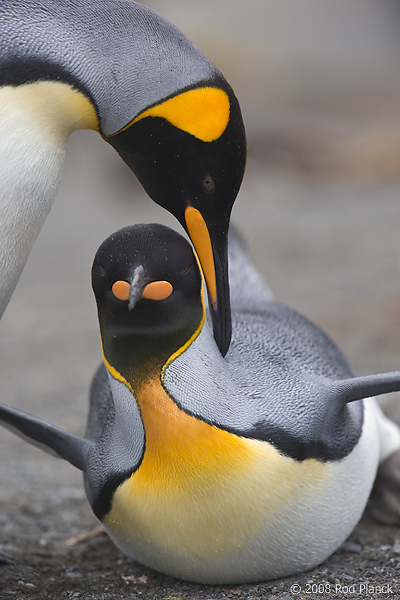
{"left": 92, "top": 224, "right": 204, "bottom": 379}
{"left": 106, "top": 83, "right": 246, "bottom": 357}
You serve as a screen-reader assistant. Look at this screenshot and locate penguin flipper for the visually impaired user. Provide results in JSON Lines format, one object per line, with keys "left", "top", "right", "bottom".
{"left": 334, "top": 371, "right": 400, "bottom": 405}
{"left": 0, "top": 403, "right": 92, "bottom": 471}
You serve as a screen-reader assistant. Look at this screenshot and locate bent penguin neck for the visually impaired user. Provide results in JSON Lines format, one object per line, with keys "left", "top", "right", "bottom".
{"left": 0, "top": 81, "right": 98, "bottom": 317}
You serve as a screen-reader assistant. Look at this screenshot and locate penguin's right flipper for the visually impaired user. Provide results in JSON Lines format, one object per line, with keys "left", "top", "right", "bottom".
{"left": 0, "top": 404, "right": 92, "bottom": 471}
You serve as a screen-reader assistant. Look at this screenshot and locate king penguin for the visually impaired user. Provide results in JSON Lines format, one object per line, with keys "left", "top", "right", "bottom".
{"left": 0, "top": 0, "right": 247, "bottom": 355}
{"left": 1, "top": 223, "right": 400, "bottom": 583}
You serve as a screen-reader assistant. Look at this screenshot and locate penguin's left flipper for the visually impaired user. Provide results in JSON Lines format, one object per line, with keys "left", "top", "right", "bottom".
{"left": 0, "top": 404, "right": 92, "bottom": 471}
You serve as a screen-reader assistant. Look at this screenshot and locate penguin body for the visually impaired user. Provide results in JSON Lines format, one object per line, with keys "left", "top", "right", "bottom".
{"left": 1, "top": 224, "right": 400, "bottom": 584}
{"left": 0, "top": 0, "right": 246, "bottom": 353}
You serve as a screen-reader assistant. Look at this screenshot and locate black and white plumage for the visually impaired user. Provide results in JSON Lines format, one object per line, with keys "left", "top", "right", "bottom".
{"left": 0, "top": 224, "right": 400, "bottom": 583}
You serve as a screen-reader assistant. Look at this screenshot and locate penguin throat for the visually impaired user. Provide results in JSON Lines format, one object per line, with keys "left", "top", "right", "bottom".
{"left": 99, "top": 295, "right": 206, "bottom": 386}
{"left": 101, "top": 328, "right": 193, "bottom": 387}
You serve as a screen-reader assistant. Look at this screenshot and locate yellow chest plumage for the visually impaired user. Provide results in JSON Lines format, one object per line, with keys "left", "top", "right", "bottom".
{"left": 104, "top": 374, "right": 328, "bottom": 562}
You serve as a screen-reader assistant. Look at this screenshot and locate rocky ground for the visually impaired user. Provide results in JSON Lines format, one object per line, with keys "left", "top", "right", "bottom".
{"left": 1, "top": 2, "right": 400, "bottom": 598}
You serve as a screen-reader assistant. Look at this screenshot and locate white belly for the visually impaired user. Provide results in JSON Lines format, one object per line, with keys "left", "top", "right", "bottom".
{"left": 104, "top": 399, "right": 380, "bottom": 584}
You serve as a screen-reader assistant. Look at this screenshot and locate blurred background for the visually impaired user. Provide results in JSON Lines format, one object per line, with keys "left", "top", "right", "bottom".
{"left": 0, "top": 0, "right": 400, "bottom": 528}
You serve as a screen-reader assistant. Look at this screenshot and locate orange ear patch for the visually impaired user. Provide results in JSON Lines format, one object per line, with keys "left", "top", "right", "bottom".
{"left": 142, "top": 281, "right": 173, "bottom": 301}
{"left": 129, "top": 87, "right": 230, "bottom": 142}
{"left": 112, "top": 280, "right": 130, "bottom": 301}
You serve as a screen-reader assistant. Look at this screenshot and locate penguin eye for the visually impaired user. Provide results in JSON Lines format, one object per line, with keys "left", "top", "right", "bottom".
{"left": 202, "top": 173, "right": 215, "bottom": 194}
{"left": 180, "top": 264, "right": 192, "bottom": 275}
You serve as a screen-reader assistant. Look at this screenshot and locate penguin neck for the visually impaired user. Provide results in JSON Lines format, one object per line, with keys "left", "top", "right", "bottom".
{"left": 103, "top": 316, "right": 253, "bottom": 496}
{"left": 100, "top": 297, "right": 206, "bottom": 386}
{"left": 0, "top": 82, "right": 98, "bottom": 317}
{"left": 102, "top": 322, "right": 201, "bottom": 387}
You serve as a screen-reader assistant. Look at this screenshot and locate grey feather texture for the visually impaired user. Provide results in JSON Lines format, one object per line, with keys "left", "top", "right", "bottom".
{"left": 1, "top": 223, "right": 400, "bottom": 584}
{"left": 164, "top": 228, "right": 400, "bottom": 461}
{"left": 0, "top": 0, "right": 219, "bottom": 135}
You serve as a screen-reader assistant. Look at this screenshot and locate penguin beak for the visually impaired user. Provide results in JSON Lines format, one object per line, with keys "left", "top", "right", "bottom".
{"left": 126, "top": 266, "right": 174, "bottom": 309}
{"left": 209, "top": 242, "right": 231, "bottom": 358}
{"left": 128, "top": 266, "right": 145, "bottom": 310}
{"left": 184, "top": 206, "right": 231, "bottom": 357}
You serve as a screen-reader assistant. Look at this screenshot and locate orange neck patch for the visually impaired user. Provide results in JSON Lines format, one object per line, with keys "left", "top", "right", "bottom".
{"left": 129, "top": 87, "right": 230, "bottom": 142}
{"left": 129, "top": 377, "right": 254, "bottom": 495}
